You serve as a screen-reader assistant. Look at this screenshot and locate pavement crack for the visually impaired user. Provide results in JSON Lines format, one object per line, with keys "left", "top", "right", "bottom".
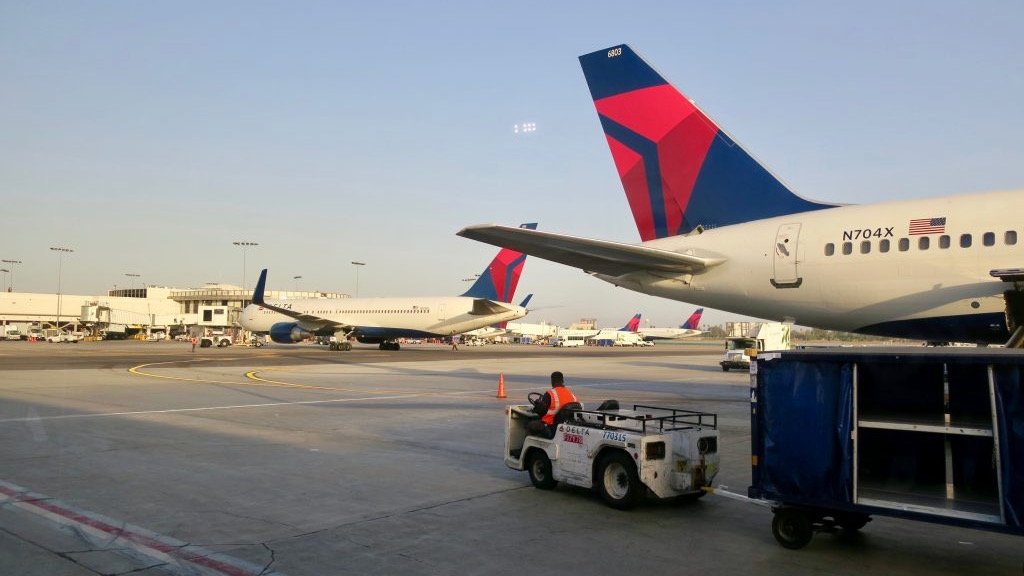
{"left": 0, "top": 526, "right": 107, "bottom": 575}
{"left": 108, "top": 562, "right": 170, "bottom": 575}
{"left": 257, "top": 542, "right": 277, "bottom": 576}
{"left": 213, "top": 507, "right": 301, "bottom": 531}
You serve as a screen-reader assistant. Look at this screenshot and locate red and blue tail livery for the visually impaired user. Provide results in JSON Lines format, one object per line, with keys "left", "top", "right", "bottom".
{"left": 462, "top": 223, "right": 537, "bottom": 302}
{"left": 681, "top": 308, "right": 703, "bottom": 330}
{"left": 460, "top": 44, "right": 1020, "bottom": 346}
{"left": 579, "top": 45, "right": 835, "bottom": 240}
{"left": 620, "top": 313, "right": 642, "bottom": 332}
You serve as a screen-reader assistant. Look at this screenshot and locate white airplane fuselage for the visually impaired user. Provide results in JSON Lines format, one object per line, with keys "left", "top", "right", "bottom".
{"left": 638, "top": 328, "right": 702, "bottom": 340}
{"left": 596, "top": 190, "right": 1019, "bottom": 344}
{"left": 241, "top": 296, "right": 527, "bottom": 340}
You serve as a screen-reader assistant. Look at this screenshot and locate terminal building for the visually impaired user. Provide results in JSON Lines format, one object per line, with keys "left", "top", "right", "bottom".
{"left": 0, "top": 284, "right": 347, "bottom": 341}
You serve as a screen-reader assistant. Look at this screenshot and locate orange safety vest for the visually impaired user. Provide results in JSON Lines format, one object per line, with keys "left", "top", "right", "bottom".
{"left": 542, "top": 386, "right": 579, "bottom": 425}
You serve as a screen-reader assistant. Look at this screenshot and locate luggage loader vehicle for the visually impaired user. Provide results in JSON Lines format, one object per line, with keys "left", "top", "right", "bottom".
{"left": 504, "top": 397, "right": 720, "bottom": 509}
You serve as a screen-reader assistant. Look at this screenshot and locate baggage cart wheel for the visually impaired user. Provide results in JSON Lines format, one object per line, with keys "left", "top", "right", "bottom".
{"left": 527, "top": 450, "right": 557, "bottom": 490}
{"left": 772, "top": 508, "right": 813, "bottom": 549}
{"left": 597, "top": 451, "right": 642, "bottom": 510}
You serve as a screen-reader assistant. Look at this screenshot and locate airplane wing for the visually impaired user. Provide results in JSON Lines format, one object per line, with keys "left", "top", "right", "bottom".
{"left": 252, "top": 269, "right": 353, "bottom": 331}
{"left": 457, "top": 225, "right": 725, "bottom": 277}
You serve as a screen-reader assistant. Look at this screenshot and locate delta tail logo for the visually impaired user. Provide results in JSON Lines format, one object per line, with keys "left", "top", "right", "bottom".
{"left": 462, "top": 223, "right": 537, "bottom": 303}
{"left": 579, "top": 45, "right": 833, "bottom": 240}
{"left": 682, "top": 308, "right": 703, "bottom": 330}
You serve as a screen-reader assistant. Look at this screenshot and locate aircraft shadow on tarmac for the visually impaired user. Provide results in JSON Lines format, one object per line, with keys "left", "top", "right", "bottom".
{"left": 624, "top": 361, "right": 735, "bottom": 373}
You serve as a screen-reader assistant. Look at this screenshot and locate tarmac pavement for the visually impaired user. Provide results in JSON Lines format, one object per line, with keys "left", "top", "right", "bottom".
{"left": 1, "top": 343, "right": 1020, "bottom": 575}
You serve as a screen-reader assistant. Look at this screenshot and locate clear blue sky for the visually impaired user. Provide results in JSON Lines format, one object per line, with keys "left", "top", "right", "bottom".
{"left": 2, "top": 1, "right": 1022, "bottom": 328}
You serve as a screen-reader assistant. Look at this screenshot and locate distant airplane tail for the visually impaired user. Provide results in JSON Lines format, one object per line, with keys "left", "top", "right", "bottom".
{"left": 681, "top": 308, "right": 704, "bottom": 330}
{"left": 579, "top": 45, "right": 836, "bottom": 240}
{"left": 461, "top": 223, "right": 537, "bottom": 302}
{"left": 621, "top": 313, "right": 641, "bottom": 332}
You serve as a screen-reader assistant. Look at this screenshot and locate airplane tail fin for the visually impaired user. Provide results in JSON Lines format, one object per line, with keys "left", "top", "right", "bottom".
{"left": 681, "top": 308, "right": 704, "bottom": 330}
{"left": 579, "top": 45, "right": 835, "bottom": 240}
{"left": 461, "top": 223, "right": 537, "bottom": 302}
{"left": 253, "top": 269, "right": 268, "bottom": 306}
{"left": 620, "top": 313, "right": 641, "bottom": 332}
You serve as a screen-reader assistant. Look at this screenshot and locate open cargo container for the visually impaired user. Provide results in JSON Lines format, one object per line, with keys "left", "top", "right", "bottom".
{"left": 748, "top": 348, "right": 1024, "bottom": 549}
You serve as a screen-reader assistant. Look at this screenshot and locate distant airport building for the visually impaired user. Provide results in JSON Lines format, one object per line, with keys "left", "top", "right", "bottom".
{"left": 0, "top": 284, "right": 347, "bottom": 341}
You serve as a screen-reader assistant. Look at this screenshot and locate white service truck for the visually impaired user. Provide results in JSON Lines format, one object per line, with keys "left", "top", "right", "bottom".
{"left": 551, "top": 335, "right": 587, "bottom": 347}
{"left": 2, "top": 323, "right": 29, "bottom": 341}
{"left": 200, "top": 330, "right": 233, "bottom": 348}
{"left": 45, "top": 329, "right": 82, "bottom": 343}
{"left": 720, "top": 322, "right": 791, "bottom": 372}
{"left": 504, "top": 398, "right": 720, "bottom": 509}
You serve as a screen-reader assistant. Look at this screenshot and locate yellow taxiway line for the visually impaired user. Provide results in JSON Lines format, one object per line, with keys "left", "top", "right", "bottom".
{"left": 128, "top": 360, "right": 496, "bottom": 399}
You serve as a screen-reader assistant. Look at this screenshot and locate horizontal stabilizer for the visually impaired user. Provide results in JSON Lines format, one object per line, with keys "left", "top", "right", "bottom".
{"left": 457, "top": 224, "right": 724, "bottom": 277}
{"left": 470, "top": 298, "right": 511, "bottom": 316}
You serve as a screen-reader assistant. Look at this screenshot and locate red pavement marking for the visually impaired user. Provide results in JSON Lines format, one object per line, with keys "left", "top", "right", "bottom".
{"left": 0, "top": 483, "right": 267, "bottom": 576}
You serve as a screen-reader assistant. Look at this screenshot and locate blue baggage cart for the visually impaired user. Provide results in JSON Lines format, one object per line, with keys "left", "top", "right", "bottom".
{"left": 747, "top": 348, "right": 1024, "bottom": 549}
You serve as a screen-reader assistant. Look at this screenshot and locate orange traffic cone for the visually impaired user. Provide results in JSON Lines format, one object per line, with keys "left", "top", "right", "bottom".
{"left": 497, "top": 373, "right": 507, "bottom": 399}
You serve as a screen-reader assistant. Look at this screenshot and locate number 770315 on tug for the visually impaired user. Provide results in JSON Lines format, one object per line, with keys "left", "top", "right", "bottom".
{"left": 504, "top": 401, "right": 721, "bottom": 509}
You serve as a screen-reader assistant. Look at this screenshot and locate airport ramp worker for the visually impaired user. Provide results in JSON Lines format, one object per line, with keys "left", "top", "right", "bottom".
{"left": 527, "top": 371, "right": 580, "bottom": 437}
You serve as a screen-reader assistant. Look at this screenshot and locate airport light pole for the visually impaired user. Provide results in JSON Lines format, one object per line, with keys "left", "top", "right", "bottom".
{"left": 233, "top": 241, "right": 259, "bottom": 293}
{"left": 351, "top": 261, "right": 365, "bottom": 297}
{"left": 293, "top": 275, "right": 302, "bottom": 292}
{"left": 0, "top": 269, "right": 8, "bottom": 293}
{"left": 2, "top": 259, "right": 21, "bottom": 291}
{"left": 125, "top": 273, "right": 140, "bottom": 293}
{"left": 50, "top": 247, "right": 74, "bottom": 332}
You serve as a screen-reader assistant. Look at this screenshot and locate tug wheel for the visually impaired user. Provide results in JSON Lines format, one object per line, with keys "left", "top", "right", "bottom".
{"left": 596, "top": 451, "right": 642, "bottom": 510}
{"left": 527, "top": 450, "right": 557, "bottom": 490}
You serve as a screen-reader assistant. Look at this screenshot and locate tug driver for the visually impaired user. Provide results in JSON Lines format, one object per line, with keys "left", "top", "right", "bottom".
{"left": 527, "top": 371, "right": 580, "bottom": 437}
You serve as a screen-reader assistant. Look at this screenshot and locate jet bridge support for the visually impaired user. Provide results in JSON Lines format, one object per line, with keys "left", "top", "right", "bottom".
{"left": 990, "top": 269, "right": 1024, "bottom": 348}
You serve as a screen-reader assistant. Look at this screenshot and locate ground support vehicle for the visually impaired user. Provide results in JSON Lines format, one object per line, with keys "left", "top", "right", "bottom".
{"left": 504, "top": 402, "right": 720, "bottom": 509}
{"left": 2, "top": 323, "right": 28, "bottom": 340}
{"left": 328, "top": 339, "right": 352, "bottom": 351}
{"left": 721, "top": 322, "right": 791, "bottom": 371}
{"left": 45, "top": 330, "right": 82, "bottom": 343}
{"left": 200, "top": 333, "right": 232, "bottom": 348}
{"left": 551, "top": 335, "right": 586, "bottom": 347}
{"left": 741, "top": 348, "right": 1024, "bottom": 549}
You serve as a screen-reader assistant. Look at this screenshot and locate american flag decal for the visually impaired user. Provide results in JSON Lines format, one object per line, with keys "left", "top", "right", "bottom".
{"left": 909, "top": 217, "right": 946, "bottom": 235}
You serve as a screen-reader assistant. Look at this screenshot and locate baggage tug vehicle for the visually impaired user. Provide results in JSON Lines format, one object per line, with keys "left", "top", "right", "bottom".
{"left": 504, "top": 400, "right": 720, "bottom": 509}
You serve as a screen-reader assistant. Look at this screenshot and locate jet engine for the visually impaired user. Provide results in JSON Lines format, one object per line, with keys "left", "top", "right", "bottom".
{"left": 269, "top": 322, "right": 312, "bottom": 344}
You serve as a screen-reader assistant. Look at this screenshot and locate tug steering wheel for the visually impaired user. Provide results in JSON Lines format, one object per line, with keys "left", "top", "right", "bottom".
{"left": 528, "top": 392, "right": 544, "bottom": 410}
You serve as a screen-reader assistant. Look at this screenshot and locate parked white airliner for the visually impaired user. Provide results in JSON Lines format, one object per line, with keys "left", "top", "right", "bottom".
{"left": 639, "top": 309, "right": 704, "bottom": 341}
{"left": 459, "top": 45, "right": 1022, "bottom": 345}
{"left": 241, "top": 227, "right": 534, "bottom": 351}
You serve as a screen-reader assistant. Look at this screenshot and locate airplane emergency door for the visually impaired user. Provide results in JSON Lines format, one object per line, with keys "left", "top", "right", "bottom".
{"left": 772, "top": 223, "right": 802, "bottom": 288}
{"left": 438, "top": 304, "right": 447, "bottom": 321}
